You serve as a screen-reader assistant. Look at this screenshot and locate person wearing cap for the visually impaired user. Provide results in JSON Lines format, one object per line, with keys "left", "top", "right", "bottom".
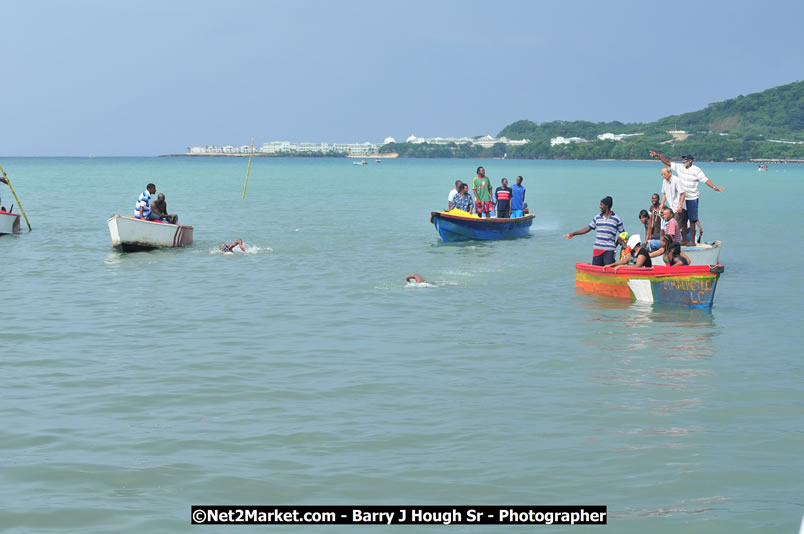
{"left": 604, "top": 234, "right": 652, "bottom": 272}
{"left": 649, "top": 151, "right": 723, "bottom": 245}
{"left": 564, "top": 196, "right": 625, "bottom": 266}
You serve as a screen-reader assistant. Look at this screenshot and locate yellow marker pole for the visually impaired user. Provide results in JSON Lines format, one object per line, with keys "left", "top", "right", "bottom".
{"left": 0, "top": 164, "right": 32, "bottom": 231}
{"left": 242, "top": 138, "right": 254, "bottom": 200}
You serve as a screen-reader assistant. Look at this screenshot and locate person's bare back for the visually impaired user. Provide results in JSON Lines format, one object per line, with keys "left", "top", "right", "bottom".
{"left": 151, "top": 194, "right": 178, "bottom": 224}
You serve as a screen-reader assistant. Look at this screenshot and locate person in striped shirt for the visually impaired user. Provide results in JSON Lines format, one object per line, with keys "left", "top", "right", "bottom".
{"left": 494, "top": 178, "right": 513, "bottom": 218}
{"left": 564, "top": 196, "right": 625, "bottom": 266}
{"left": 134, "top": 183, "right": 161, "bottom": 221}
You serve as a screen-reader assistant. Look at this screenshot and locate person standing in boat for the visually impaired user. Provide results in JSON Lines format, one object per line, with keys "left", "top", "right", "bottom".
{"left": 649, "top": 151, "right": 723, "bottom": 245}
{"left": 150, "top": 193, "right": 178, "bottom": 224}
{"left": 510, "top": 176, "right": 526, "bottom": 218}
{"left": 453, "top": 183, "right": 474, "bottom": 213}
{"left": 658, "top": 166, "right": 685, "bottom": 233}
{"left": 494, "top": 178, "right": 512, "bottom": 218}
{"left": 564, "top": 196, "right": 625, "bottom": 266}
{"left": 472, "top": 166, "right": 493, "bottom": 218}
{"left": 134, "top": 183, "right": 161, "bottom": 221}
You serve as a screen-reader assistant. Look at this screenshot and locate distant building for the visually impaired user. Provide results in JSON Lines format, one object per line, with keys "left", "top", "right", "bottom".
{"left": 189, "top": 132, "right": 532, "bottom": 156}
{"left": 550, "top": 136, "right": 587, "bottom": 146}
{"left": 597, "top": 132, "right": 643, "bottom": 141}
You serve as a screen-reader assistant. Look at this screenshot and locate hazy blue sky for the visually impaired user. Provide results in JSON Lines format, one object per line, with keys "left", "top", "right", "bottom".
{"left": 2, "top": 0, "right": 802, "bottom": 156}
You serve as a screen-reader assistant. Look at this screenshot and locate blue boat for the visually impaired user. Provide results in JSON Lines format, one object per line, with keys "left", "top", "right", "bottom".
{"left": 430, "top": 210, "right": 535, "bottom": 242}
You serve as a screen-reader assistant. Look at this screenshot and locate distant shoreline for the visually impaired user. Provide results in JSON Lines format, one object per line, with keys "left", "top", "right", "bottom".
{"left": 159, "top": 153, "right": 399, "bottom": 159}
{"left": 157, "top": 153, "right": 804, "bottom": 163}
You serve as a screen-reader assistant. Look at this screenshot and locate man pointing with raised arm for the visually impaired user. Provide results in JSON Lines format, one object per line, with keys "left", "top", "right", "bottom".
{"left": 649, "top": 151, "right": 723, "bottom": 245}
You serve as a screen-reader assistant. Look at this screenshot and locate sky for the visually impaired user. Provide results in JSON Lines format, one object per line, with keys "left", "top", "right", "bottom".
{"left": 1, "top": 0, "right": 802, "bottom": 156}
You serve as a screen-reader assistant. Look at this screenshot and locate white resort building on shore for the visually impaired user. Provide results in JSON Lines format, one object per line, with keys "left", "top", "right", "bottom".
{"left": 187, "top": 134, "right": 531, "bottom": 156}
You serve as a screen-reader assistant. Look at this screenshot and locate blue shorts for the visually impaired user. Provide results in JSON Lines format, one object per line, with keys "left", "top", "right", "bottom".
{"left": 647, "top": 239, "right": 662, "bottom": 252}
{"left": 592, "top": 250, "right": 615, "bottom": 266}
{"left": 510, "top": 209, "right": 524, "bottom": 218}
{"left": 685, "top": 198, "right": 699, "bottom": 223}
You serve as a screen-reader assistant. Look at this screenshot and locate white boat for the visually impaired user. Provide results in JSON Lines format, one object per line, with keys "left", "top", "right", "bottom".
{"left": 107, "top": 215, "right": 193, "bottom": 252}
{"left": 682, "top": 241, "right": 722, "bottom": 265}
{"left": 0, "top": 211, "right": 21, "bottom": 235}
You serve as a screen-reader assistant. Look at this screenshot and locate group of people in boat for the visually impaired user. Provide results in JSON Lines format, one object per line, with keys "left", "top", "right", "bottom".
{"left": 564, "top": 152, "right": 724, "bottom": 268}
{"left": 446, "top": 166, "right": 527, "bottom": 218}
{"left": 134, "top": 183, "right": 245, "bottom": 253}
{"left": 134, "top": 183, "right": 178, "bottom": 224}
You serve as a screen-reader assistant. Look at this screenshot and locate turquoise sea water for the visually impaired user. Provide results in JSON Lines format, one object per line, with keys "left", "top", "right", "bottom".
{"left": 1, "top": 157, "right": 802, "bottom": 533}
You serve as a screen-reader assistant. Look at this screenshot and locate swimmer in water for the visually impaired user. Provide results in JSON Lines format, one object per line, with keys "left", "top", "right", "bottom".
{"left": 405, "top": 274, "right": 425, "bottom": 284}
{"left": 219, "top": 238, "right": 246, "bottom": 253}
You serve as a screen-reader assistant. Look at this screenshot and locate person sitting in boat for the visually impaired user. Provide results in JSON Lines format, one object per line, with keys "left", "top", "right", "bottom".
{"left": 604, "top": 235, "right": 652, "bottom": 272}
{"left": 649, "top": 235, "right": 692, "bottom": 266}
{"left": 666, "top": 242, "right": 690, "bottom": 266}
{"left": 452, "top": 183, "right": 474, "bottom": 213}
{"left": 219, "top": 238, "right": 246, "bottom": 253}
{"left": 151, "top": 193, "right": 178, "bottom": 224}
{"left": 494, "top": 178, "right": 512, "bottom": 218}
{"left": 659, "top": 207, "right": 681, "bottom": 243}
{"left": 564, "top": 196, "right": 625, "bottom": 266}
{"left": 447, "top": 180, "right": 463, "bottom": 211}
{"left": 134, "top": 183, "right": 162, "bottom": 221}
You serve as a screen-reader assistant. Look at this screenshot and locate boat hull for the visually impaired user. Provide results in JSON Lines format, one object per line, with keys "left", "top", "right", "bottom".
{"left": 575, "top": 263, "right": 724, "bottom": 308}
{"left": 0, "top": 211, "right": 21, "bottom": 235}
{"left": 107, "top": 215, "right": 193, "bottom": 252}
{"left": 431, "top": 211, "right": 535, "bottom": 242}
{"left": 681, "top": 241, "right": 721, "bottom": 265}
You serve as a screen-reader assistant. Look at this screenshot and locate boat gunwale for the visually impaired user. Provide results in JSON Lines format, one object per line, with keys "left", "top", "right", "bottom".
{"left": 575, "top": 262, "right": 723, "bottom": 278}
{"left": 107, "top": 214, "right": 194, "bottom": 231}
{"left": 431, "top": 211, "right": 535, "bottom": 225}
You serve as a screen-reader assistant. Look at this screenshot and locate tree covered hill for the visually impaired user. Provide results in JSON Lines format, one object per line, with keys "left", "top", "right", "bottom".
{"left": 495, "top": 80, "right": 803, "bottom": 160}
{"left": 380, "top": 81, "right": 803, "bottom": 160}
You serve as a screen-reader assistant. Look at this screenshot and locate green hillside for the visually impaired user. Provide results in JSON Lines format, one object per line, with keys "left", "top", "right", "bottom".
{"left": 380, "top": 81, "right": 804, "bottom": 160}
{"left": 496, "top": 80, "right": 804, "bottom": 160}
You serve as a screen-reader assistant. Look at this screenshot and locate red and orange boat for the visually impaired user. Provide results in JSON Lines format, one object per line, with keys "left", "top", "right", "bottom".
{"left": 575, "top": 263, "right": 724, "bottom": 308}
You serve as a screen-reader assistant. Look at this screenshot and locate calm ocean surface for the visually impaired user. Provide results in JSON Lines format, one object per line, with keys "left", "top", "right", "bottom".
{"left": 1, "top": 157, "right": 802, "bottom": 533}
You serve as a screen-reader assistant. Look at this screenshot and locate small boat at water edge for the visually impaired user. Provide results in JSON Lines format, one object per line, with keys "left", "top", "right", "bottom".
{"left": 352, "top": 160, "right": 368, "bottom": 166}
{"left": 0, "top": 211, "right": 21, "bottom": 235}
{"left": 107, "top": 215, "right": 193, "bottom": 252}
{"left": 430, "top": 209, "right": 535, "bottom": 242}
{"left": 575, "top": 263, "right": 724, "bottom": 308}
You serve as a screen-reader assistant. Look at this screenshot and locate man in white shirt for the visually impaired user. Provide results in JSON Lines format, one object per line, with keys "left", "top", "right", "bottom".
{"left": 447, "top": 180, "right": 462, "bottom": 210}
{"left": 658, "top": 166, "right": 685, "bottom": 235}
{"left": 649, "top": 151, "right": 723, "bottom": 244}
